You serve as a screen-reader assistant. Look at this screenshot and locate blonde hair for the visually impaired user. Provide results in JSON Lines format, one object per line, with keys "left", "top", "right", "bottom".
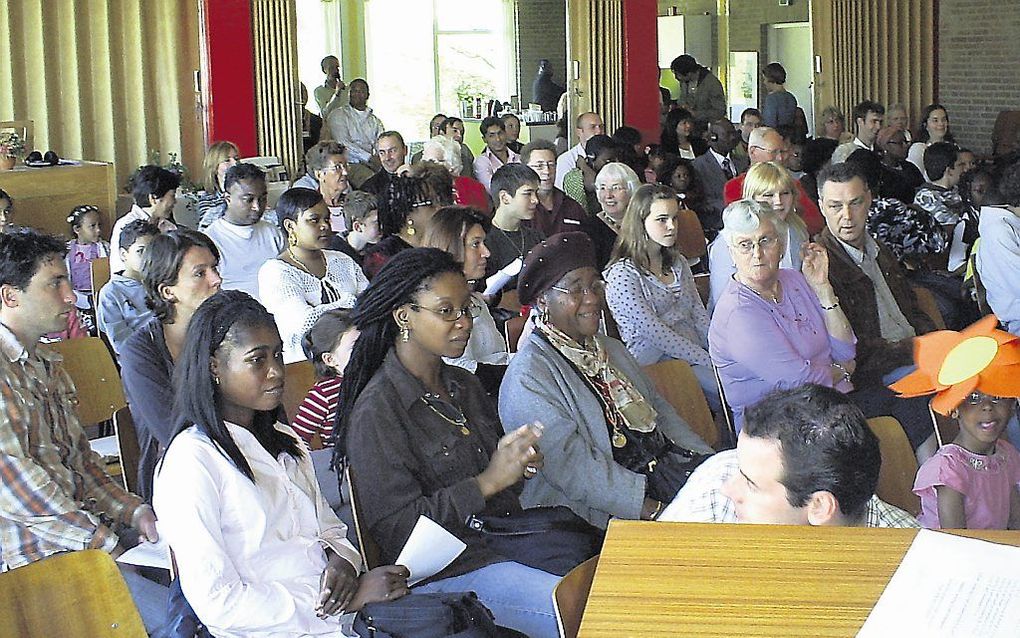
{"left": 741, "top": 162, "right": 807, "bottom": 236}
{"left": 719, "top": 199, "right": 789, "bottom": 252}
{"left": 203, "top": 141, "right": 239, "bottom": 193}
{"left": 610, "top": 183, "right": 682, "bottom": 271}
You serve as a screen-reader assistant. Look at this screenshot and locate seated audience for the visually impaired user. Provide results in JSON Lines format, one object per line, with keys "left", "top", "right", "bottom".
{"left": 423, "top": 206, "right": 511, "bottom": 393}
{"left": 832, "top": 100, "right": 884, "bottom": 164}
{"left": 692, "top": 117, "right": 746, "bottom": 237}
{"left": 581, "top": 162, "right": 641, "bottom": 269}
{"left": 612, "top": 125, "right": 647, "bottom": 177}
{"left": 522, "top": 138, "right": 586, "bottom": 235}
{"left": 474, "top": 116, "right": 521, "bottom": 193}
{"left": 361, "top": 175, "right": 437, "bottom": 279}
{"left": 643, "top": 145, "right": 674, "bottom": 184}
{"left": 761, "top": 62, "right": 797, "bottom": 128}
{"left": 885, "top": 102, "right": 912, "bottom": 142}
{"left": 799, "top": 137, "right": 838, "bottom": 205}
{"left": 360, "top": 131, "right": 407, "bottom": 196}
{"left": 292, "top": 310, "right": 358, "bottom": 448}
{"left": 662, "top": 384, "right": 919, "bottom": 528}
{"left": 330, "top": 190, "right": 380, "bottom": 264}
{"left": 336, "top": 248, "right": 562, "bottom": 638}
{"left": 914, "top": 141, "right": 969, "bottom": 228}
{"left": 652, "top": 158, "right": 712, "bottom": 258}
{"left": 419, "top": 134, "right": 490, "bottom": 213}
{"left": 977, "top": 161, "right": 1020, "bottom": 335}
{"left": 0, "top": 229, "right": 169, "bottom": 633}
{"left": 257, "top": 187, "right": 368, "bottom": 363}
{"left": 500, "top": 232, "right": 714, "bottom": 529}
{"left": 660, "top": 108, "right": 705, "bottom": 160}
{"left": 501, "top": 112, "right": 523, "bottom": 154}
{"left": 439, "top": 116, "right": 476, "bottom": 178}
{"left": 409, "top": 162, "right": 456, "bottom": 210}
{"left": 111, "top": 165, "right": 179, "bottom": 272}
{"left": 326, "top": 78, "right": 384, "bottom": 184}
{"left": 908, "top": 103, "right": 955, "bottom": 181}
{"left": 294, "top": 141, "right": 352, "bottom": 233}
{"left": 604, "top": 184, "right": 719, "bottom": 410}
{"left": 64, "top": 205, "right": 110, "bottom": 305}
{"left": 120, "top": 229, "right": 223, "bottom": 501}
{"left": 485, "top": 164, "right": 544, "bottom": 295}
{"left": 563, "top": 134, "right": 622, "bottom": 215}
{"left": 949, "top": 167, "right": 993, "bottom": 273}
{"left": 196, "top": 141, "right": 240, "bottom": 229}
{"left": 555, "top": 112, "right": 605, "bottom": 189}
{"left": 204, "top": 163, "right": 284, "bottom": 299}
{"left": 428, "top": 112, "right": 447, "bottom": 138}
{"left": 733, "top": 107, "right": 762, "bottom": 162}
{"left": 97, "top": 220, "right": 159, "bottom": 354}
{"left": 889, "top": 316, "right": 1020, "bottom": 530}
{"left": 875, "top": 126, "right": 924, "bottom": 203}
{"left": 709, "top": 162, "right": 808, "bottom": 311}
{"left": 154, "top": 291, "right": 411, "bottom": 637}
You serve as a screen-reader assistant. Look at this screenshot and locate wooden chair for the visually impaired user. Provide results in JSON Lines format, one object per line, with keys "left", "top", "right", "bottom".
{"left": 0, "top": 549, "right": 147, "bottom": 637}
{"left": 344, "top": 465, "right": 382, "bottom": 570}
{"left": 504, "top": 313, "right": 527, "bottom": 354}
{"left": 113, "top": 407, "right": 142, "bottom": 494}
{"left": 643, "top": 360, "right": 717, "bottom": 449}
{"left": 282, "top": 360, "right": 317, "bottom": 424}
{"left": 693, "top": 273, "right": 710, "bottom": 307}
{"left": 912, "top": 286, "right": 946, "bottom": 330}
{"left": 677, "top": 208, "right": 707, "bottom": 260}
{"left": 712, "top": 364, "right": 737, "bottom": 447}
{"left": 0, "top": 119, "right": 34, "bottom": 152}
{"left": 47, "top": 336, "right": 126, "bottom": 427}
{"left": 553, "top": 554, "right": 599, "bottom": 638}
{"left": 90, "top": 256, "right": 111, "bottom": 299}
{"left": 866, "top": 416, "right": 921, "bottom": 516}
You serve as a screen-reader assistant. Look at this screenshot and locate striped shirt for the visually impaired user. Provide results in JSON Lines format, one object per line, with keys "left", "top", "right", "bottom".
{"left": 0, "top": 322, "right": 141, "bottom": 570}
{"left": 290, "top": 376, "right": 342, "bottom": 447}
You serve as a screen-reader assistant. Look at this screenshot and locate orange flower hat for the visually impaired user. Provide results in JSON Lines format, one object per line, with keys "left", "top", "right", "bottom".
{"left": 889, "top": 315, "right": 1020, "bottom": 415}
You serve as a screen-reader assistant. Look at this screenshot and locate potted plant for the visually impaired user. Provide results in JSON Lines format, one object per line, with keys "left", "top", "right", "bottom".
{"left": 0, "top": 130, "right": 26, "bottom": 170}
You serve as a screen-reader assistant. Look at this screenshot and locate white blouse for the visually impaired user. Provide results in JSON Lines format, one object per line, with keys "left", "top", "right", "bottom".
{"left": 258, "top": 251, "right": 369, "bottom": 363}
{"left": 153, "top": 421, "right": 363, "bottom": 638}
{"left": 443, "top": 292, "right": 511, "bottom": 373}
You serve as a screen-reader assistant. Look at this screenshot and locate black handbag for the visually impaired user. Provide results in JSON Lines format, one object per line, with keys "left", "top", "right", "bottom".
{"left": 642, "top": 444, "right": 713, "bottom": 504}
{"left": 467, "top": 505, "right": 603, "bottom": 576}
{"left": 352, "top": 591, "right": 525, "bottom": 638}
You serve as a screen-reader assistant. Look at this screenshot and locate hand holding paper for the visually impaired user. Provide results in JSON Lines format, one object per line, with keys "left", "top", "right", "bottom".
{"left": 395, "top": 516, "right": 466, "bottom": 585}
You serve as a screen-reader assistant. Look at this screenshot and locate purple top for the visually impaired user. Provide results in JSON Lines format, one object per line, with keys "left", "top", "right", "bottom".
{"left": 708, "top": 268, "right": 856, "bottom": 429}
{"left": 914, "top": 441, "right": 1020, "bottom": 530}
{"left": 66, "top": 240, "right": 107, "bottom": 291}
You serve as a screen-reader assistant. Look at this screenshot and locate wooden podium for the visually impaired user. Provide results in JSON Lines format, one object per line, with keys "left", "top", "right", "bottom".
{"left": 0, "top": 161, "right": 118, "bottom": 240}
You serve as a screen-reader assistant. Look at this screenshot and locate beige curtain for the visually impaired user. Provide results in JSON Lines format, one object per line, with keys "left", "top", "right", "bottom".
{"left": 567, "top": 0, "right": 623, "bottom": 140}
{"left": 0, "top": 0, "right": 202, "bottom": 190}
{"left": 815, "top": 0, "right": 936, "bottom": 128}
{"left": 252, "top": 0, "right": 302, "bottom": 180}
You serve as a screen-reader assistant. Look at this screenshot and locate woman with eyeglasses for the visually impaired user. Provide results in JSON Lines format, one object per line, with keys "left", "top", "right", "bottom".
{"left": 500, "top": 232, "right": 714, "bottom": 529}
{"left": 580, "top": 161, "right": 642, "bottom": 269}
{"left": 334, "top": 248, "right": 568, "bottom": 638}
{"left": 258, "top": 187, "right": 368, "bottom": 363}
{"left": 294, "top": 141, "right": 352, "bottom": 233}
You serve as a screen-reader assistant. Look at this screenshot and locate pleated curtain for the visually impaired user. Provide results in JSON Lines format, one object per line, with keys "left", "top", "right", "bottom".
{"left": 252, "top": 0, "right": 302, "bottom": 181}
{"left": 588, "top": 0, "right": 624, "bottom": 134}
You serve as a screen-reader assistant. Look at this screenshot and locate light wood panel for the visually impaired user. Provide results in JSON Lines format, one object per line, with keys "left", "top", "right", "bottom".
{"left": 0, "top": 161, "right": 116, "bottom": 239}
{"left": 579, "top": 520, "right": 1020, "bottom": 636}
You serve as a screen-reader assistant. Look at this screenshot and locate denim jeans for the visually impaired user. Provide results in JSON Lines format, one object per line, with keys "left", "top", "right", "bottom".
{"left": 120, "top": 564, "right": 170, "bottom": 634}
{"left": 415, "top": 561, "right": 560, "bottom": 638}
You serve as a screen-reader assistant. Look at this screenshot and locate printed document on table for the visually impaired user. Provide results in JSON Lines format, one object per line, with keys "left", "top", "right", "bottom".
{"left": 858, "top": 529, "right": 1020, "bottom": 637}
{"left": 395, "top": 515, "right": 466, "bottom": 585}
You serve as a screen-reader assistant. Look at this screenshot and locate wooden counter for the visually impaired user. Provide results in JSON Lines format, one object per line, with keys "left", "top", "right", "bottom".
{"left": 0, "top": 161, "right": 118, "bottom": 240}
{"left": 579, "top": 520, "right": 1020, "bottom": 637}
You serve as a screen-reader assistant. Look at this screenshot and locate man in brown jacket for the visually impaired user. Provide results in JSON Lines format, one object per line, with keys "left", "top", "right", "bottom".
{"left": 814, "top": 162, "right": 935, "bottom": 388}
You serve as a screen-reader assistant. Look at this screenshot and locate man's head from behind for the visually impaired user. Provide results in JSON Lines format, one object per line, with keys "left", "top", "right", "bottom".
{"left": 670, "top": 54, "right": 700, "bottom": 83}
{"left": 722, "top": 384, "right": 880, "bottom": 526}
{"left": 0, "top": 229, "right": 75, "bottom": 338}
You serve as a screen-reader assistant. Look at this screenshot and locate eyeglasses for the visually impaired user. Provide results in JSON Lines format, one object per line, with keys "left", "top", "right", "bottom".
{"left": 550, "top": 279, "right": 606, "bottom": 298}
{"left": 528, "top": 161, "right": 556, "bottom": 170}
{"left": 321, "top": 163, "right": 348, "bottom": 174}
{"left": 732, "top": 236, "right": 780, "bottom": 254}
{"left": 750, "top": 145, "right": 784, "bottom": 159}
{"left": 963, "top": 392, "right": 1012, "bottom": 406}
{"left": 596, "top": 184, "right": 627, "bottom": 194}
{"left": 410, "top": 303, "right": 480, "bottom": 322}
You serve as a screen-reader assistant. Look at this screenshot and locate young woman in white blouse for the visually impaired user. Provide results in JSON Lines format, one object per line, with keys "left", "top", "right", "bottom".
{"left": 258, "top": 188, "right": 369, "bottom": 363}
{"left": 604, "top": 183, "right": 720, "bottom": 411}
{"left": 154, "top": 290, "right": 409, "bottom": 637}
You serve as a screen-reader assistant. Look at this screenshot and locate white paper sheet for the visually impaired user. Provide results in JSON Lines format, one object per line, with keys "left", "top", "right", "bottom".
{"left": 116, "top": 536, "right": 172, "bottom": 570}
{"left": 857, "top": 529, "right": 1020, "bottom": 637}
{"left": 483, "top": 257, "right": 523, "bottom": 296}
{"left": 394, "top": 515, "right": 466, "bottom": 585}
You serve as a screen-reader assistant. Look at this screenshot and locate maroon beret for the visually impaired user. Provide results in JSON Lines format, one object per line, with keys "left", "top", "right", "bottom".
{"left": 517, "top": 231, "right": 597, "bottom": 306}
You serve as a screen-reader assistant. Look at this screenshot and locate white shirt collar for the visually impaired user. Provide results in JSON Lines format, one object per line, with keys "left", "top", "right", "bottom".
{"left": 709, "top": 148, "right": 731, "bottom": 168}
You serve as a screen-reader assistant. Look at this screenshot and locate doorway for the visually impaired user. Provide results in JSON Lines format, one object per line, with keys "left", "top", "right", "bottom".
{"left": 766, "top": 22, "right": 813, "bottom": 137}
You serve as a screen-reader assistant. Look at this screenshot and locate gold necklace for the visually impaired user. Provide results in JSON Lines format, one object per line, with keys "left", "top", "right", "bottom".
{"left": 741, "top": 277, "right": 781, "bottom": 303}
{"left": 422, "top": 393, "right": 471, "bottom": 436}
{"left": 288, "top": 248, "right": 325, "bottom": 277}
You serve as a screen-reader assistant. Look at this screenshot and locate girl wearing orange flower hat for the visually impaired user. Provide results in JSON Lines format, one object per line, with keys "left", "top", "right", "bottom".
{"left": 890, "top": 315, "right": 1020, "bottom": 529}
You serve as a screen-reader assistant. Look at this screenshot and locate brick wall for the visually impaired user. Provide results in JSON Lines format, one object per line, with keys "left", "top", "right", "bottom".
{"left": 938, "top": 0, "right": 1020, "bottom": 154}
{"left": 516, "top": 0, "right": 567, "bottom": 106}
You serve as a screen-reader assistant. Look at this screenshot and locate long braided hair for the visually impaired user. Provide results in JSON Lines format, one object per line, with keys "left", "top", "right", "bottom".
{"left": 330, "top": 247, "right": 463, "bottom": 469}
{"left": 378, "top": 174, "right": 433, "bottom": 237}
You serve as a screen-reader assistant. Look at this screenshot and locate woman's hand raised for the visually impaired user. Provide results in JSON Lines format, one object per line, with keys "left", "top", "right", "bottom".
{"left": 476, "top": 423, "right": 544, "bottom": 499}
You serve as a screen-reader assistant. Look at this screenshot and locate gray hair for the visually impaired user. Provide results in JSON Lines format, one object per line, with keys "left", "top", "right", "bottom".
{"left": 748, "top": 126, "right": 779, "bottom": 149}
{"left": 720, "top": 199, "right": 789, "bottom": 251}
{"left": 594, "top": 162, "right": 640, "bottom": 193}
{"left": 421, "top": 135, "right": 462, "bottom": 175}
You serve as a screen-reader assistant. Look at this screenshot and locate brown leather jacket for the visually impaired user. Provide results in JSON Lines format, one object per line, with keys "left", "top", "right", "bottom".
{"left": 815, "top": 228, "right": 934, "bottom": 387}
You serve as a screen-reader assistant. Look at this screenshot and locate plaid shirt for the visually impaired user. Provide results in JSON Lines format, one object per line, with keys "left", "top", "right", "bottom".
{"left": 0, "top": 323, "right": 141, "bottom": 570}
{"left": 660, "top": 449, "right": 920, "bottom": 528}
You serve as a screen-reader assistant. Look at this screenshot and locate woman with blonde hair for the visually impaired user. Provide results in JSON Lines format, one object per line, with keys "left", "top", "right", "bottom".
{"left": 604, "top": 183, "right": 719, "bottom": 409}
{"left": 707, "top": 161, "right": 808, "bottom": 310}
{"left": 196, "top": 141, "right": 240, "bottom": 229}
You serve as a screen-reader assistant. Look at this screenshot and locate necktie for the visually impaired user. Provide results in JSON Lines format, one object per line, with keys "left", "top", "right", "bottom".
{"left": 722, "top": 158, "right": 735, "bottom": 180}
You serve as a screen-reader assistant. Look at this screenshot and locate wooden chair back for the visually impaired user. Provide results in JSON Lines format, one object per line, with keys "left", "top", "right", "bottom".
{"left": 693, "top": 273, "right": 710, "bottom": 307}
{"left": 282, "top": 360, "right": 318, "bottom": 425}
{"left": 676, "top": 208, "right": 707, "bottom": 260}
{"left": 504, "top": 314, "right": 527, "bottom": 354}
{"left": 0, "top": 549, "right": 146, "bottom": 637}
{"left": 912, "top": 286, "right": 946, "bottom": 330}
{"left": 344, "top": 465, "right": 382, "bottom": 570}
{"left": 90, "top": 257, "right": 111, "bottom": 297}
{"left": 553, "top": 554, "right": 599, "bottom": 638}
{"left": 866, "top": 416, "right": 921, "bottom": 516}
{"left": 47, "top": 336, "right": 126, "bottom": 426}
{"left": 0, "top": 119, "right": 34, "bottom": 152}
{"left": 113, "top": 406, "right": 142, "bottom": 494}
{"left": 642, "top": 360, "right": 717, "bottom": 449}
{"left": 712, "top": 364, "right": 737, "bottom": 447}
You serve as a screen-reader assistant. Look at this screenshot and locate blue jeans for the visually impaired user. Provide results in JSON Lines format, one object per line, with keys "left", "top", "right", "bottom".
{"left": 120, "top": 564, "right": 170, "bottom": 634}
{"left": 415, "top": 561, "right": 560, "bottom": 638}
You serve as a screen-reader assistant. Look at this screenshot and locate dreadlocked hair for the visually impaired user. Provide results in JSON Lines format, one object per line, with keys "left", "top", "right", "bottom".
{"left": 167, "top": 289, "right": 301, "bottom": 483}
{"left": 378, "top": 174, "right": 432, "bottom": 237}
{"left": 330, "top": 247, "right": 463, "bottom": 469}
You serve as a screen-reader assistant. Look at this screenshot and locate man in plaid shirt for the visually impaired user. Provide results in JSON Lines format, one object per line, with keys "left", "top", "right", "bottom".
{"left": 0, "top": 229, "right": 167, "bottom": 631}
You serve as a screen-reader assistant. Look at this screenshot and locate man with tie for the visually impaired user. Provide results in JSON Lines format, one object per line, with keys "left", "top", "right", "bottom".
{"left": 691, "top": 118, "right": 746, "bottom": 237}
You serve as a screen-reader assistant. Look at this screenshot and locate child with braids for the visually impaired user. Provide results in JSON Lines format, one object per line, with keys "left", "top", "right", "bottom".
{"left": 360, "top": 174, "right": 437, "bottom": 279}
{"left": 153, "top": 290, "right": 411, "bottom": 636}
{"left": 334, "top": 248, "right": 566, "bottom": 638}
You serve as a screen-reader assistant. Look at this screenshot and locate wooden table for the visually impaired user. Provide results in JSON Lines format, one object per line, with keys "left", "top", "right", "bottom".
{"left": 0, "top": 161, "right": 118, "bottom": 239}
{"left": 579, "top": 520, "right": 1020, "bottom": 637}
